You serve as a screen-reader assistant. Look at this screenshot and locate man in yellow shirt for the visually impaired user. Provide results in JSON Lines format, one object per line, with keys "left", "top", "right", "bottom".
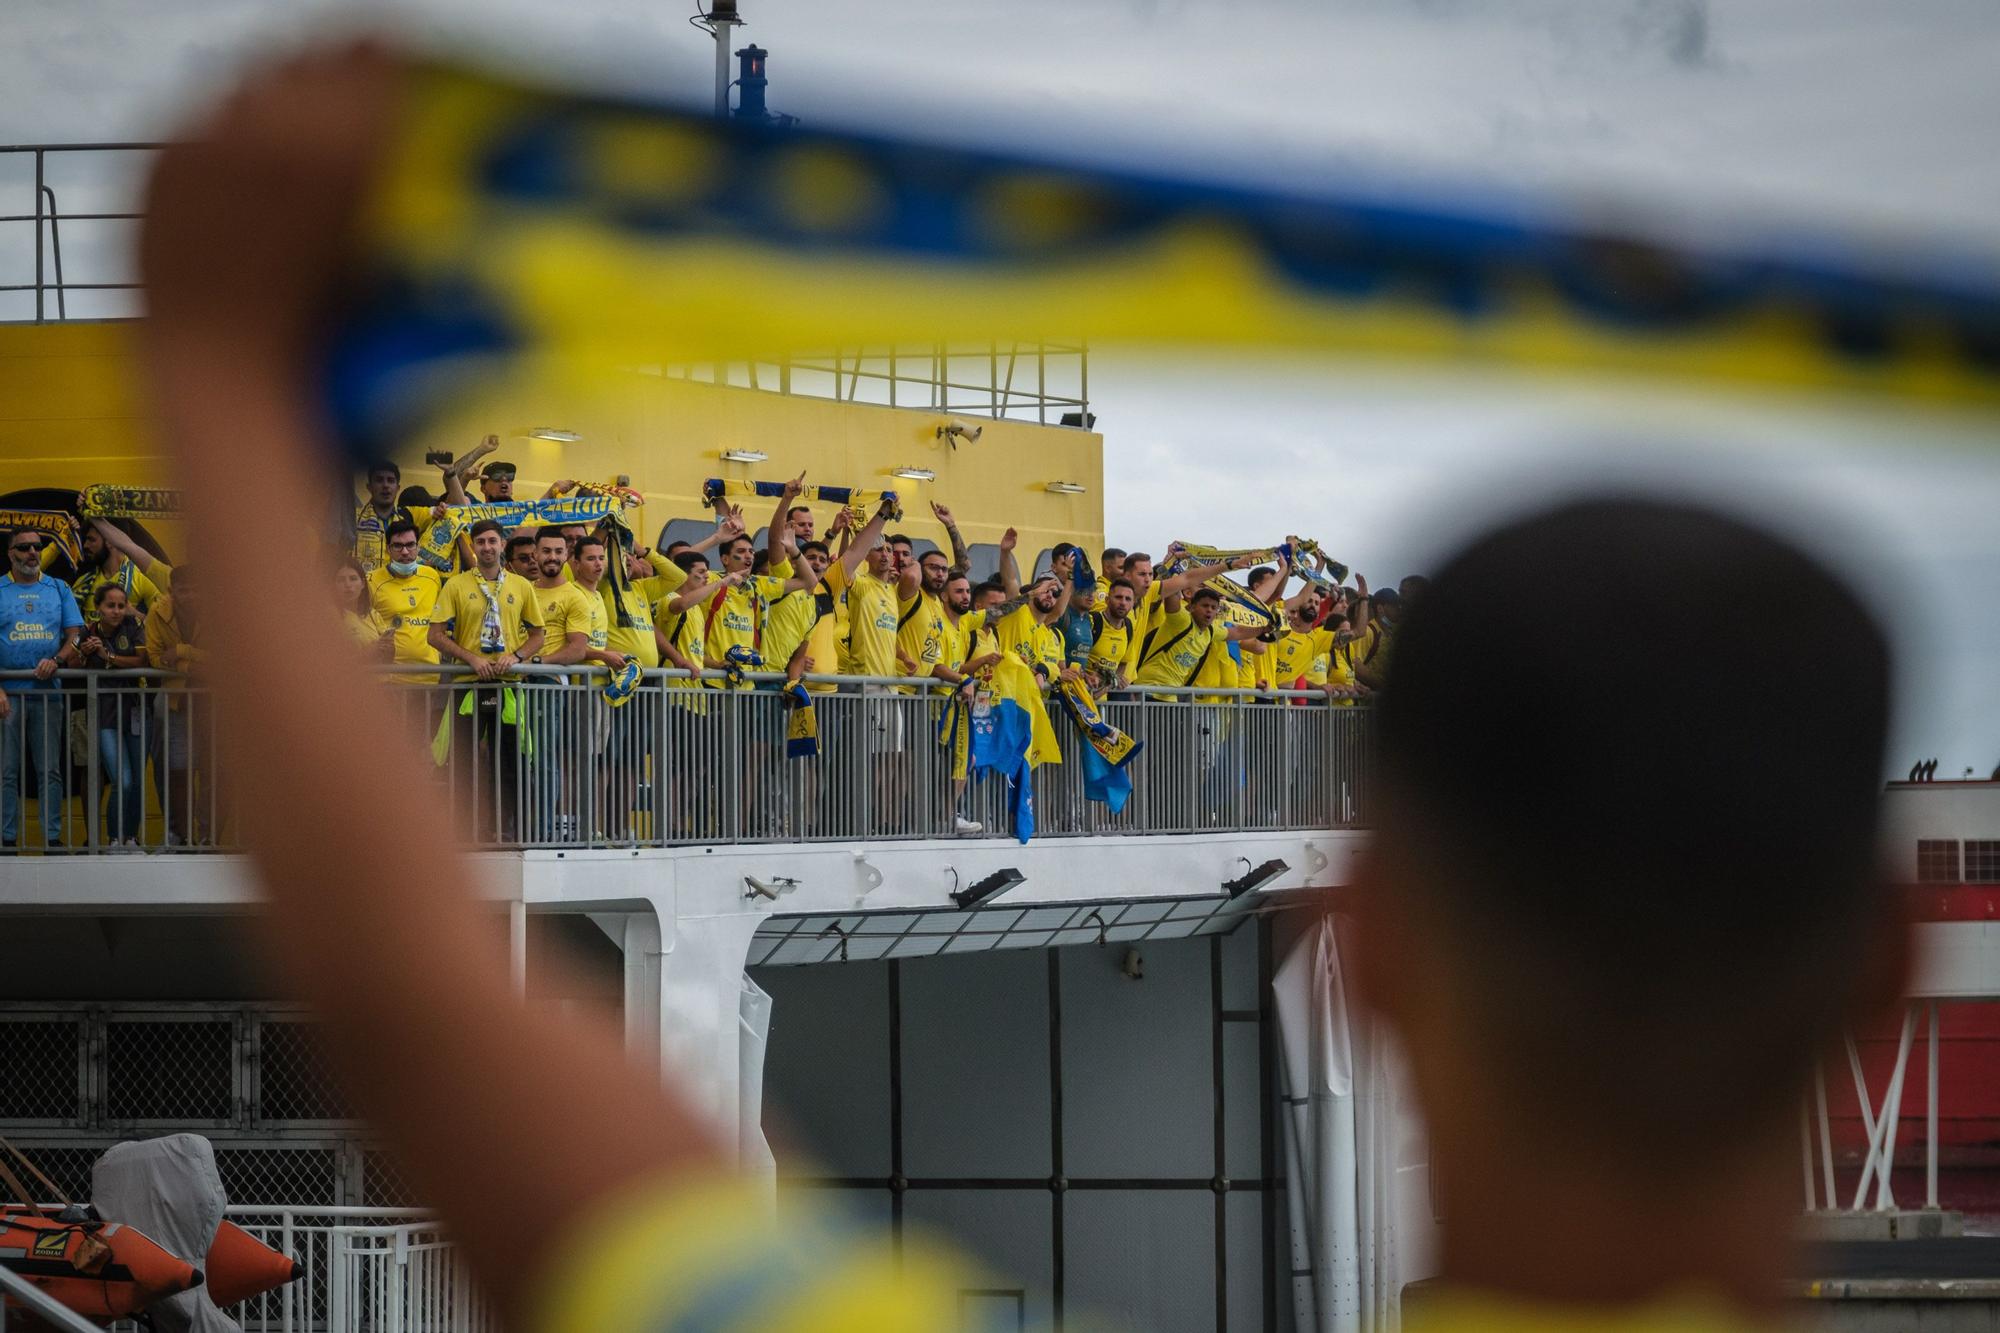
{"left": 527, "top": 527, "right": 597, "bottom": 840}
{"left": 1117, "top": 547, "right": 1252, "bottom": 683}
{"left": 368, "top": 520, "right": 444, "bottom": 682}
{"left": 352, "top": 458, "right": 433, "bottom": 572}
{"left": 427, "top": 519, "right": 547, "bottom": 842}
{"left": 893, "top": 547, "right": 952, "bottom": 695}
{"left": 1084, "top": 579, "right": 1138, "bottom": 694}
{"left": 53, "top": 516, "right": 175, "bottom": 614}
{"left": 702, "top": 531, "right": 791, "bottom": 688}
{"left": 1133, "top": 585, "right": 1265, "bottom": 694}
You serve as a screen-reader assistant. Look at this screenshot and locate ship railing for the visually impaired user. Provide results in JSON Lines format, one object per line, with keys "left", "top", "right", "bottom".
{"left": 0, "top": 666, "right": 1375, "bottom": 852}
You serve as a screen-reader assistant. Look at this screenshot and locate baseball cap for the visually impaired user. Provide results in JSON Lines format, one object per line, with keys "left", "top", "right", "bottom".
{"left": 480, "top": 461, "right": 517, "bottom": 481}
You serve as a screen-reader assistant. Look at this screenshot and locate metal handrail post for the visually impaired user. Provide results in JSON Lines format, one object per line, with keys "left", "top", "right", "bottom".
{"left": 1927, "top": 1000, "right": 1940, "bottom": 1209}
{"left": 83, "top": 675, "right": 100, "bottom": 851}
{"left": 40, "top": 186, "right": 66, "bottom": 319}
{"left": 33, "top": 149, "right": 44, "bottom": 322}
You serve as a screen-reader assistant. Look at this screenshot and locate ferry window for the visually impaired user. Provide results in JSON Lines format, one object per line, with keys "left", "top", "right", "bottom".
{"left": 966, "top": 543, "right": 1001, "bottom": 582}
{"left": 1031, "top": 548, "right": 1055, "bottom": 579}
{"left": 657, "top": 517, "right": 719, "bottom": 553}
{"left": 1966, "top": 840, "right": 2000, "bottom": 884}
{"left": 1917, "top": 839, "right": 1961, "bottom": 883}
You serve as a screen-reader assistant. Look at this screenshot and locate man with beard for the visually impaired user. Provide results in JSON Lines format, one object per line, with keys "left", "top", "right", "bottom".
{"left": 352, "top": 458, "right": 431, "bottom": 572}
{"left": 49, "top": 515, "right": 177, "bottom": 614}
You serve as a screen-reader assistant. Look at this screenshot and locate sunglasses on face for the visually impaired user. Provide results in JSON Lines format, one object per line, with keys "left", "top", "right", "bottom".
{"left": 10, "top": 542, "right": 40, "bottom": 554}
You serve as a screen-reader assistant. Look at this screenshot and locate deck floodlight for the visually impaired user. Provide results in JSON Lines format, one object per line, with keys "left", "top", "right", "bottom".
{"left": 744, "top": 875, "right": 799, "bottom": 901}
{"left": 1044, "top": 481, "right": 1087, "bottom": 495}
{"left": 951, "top": 867, "right": 1024, "bottom": 910}
{"left": 1059, "top": 411, "right": 1097, "bottom": 429}
{"left": 891, "top": 467, "right": 936, "bottom": 481}
{"left": 525, "top": 427, "right": 582, "bottom": 442}
{"left": 1222, "top": 858, "right": 1288, "bottom": 899}
{"left": 720, "top": 448, "right": 768, "bottom": 464}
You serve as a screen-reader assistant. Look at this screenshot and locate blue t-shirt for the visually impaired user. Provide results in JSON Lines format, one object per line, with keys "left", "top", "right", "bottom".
{"left": 1056, "top": 604, "right": 1095, "bottom": 667}
{"left": 0, "top": 574, "right": 84, "bottom": 688}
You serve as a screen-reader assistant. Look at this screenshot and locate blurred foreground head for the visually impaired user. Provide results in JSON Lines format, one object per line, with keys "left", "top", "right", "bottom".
{"left": 1362, "top": 496, "right": 1900, "bottom": 1173}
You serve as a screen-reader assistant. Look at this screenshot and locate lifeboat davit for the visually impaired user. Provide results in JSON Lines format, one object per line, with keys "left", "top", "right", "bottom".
{"left": 0, "top": 1208, "right": 204, "bottom": 1319}
{"left": 204, "top": 1219, "right": 304, "bottom": 1307}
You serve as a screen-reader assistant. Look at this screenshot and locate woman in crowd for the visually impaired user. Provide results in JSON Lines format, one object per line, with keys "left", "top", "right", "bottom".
{"left": 78, "top": 582, "right": 150, "bottom": 847}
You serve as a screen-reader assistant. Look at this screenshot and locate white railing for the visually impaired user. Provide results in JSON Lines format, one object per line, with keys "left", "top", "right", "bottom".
{"left": 64, "top": 1207, "right": 491, "bottom": 1333}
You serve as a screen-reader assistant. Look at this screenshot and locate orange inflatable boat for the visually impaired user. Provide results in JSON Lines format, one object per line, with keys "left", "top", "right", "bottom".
{"left": 204, "top": 1219, "right": 304, "bottom": 1307}
{"left": 0, "top": 1208, "right": 204, "bottom": 1319}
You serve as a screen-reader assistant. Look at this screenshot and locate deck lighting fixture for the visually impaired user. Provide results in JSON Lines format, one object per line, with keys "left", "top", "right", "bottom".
{"left": 1222, "top": 858, "right": 1289, "bottom": 899}
{"left": 951, "top": 867, "right": 1024, "bottom": 910}
{"left": 524, "top": 428, "right": 582, "bottom": 443}
{"left": 720, "top": 448, "right": 768, "bottom": 464}
{"left": 1059, "top": 411, "right": 1097, "bottom": 430}
{"left": 744, "top": 875, "right": 799, "bottom": 902}
{"left": 1044, "top": 480, "right": 1087, "bottom": 495}
{"left": 891, "top": 467, "right": 936, "bottom": 482}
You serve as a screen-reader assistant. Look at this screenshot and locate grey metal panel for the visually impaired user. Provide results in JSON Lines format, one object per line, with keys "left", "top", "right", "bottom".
{"left": 1065, "top": 1189, "right": 1215, "bottom": 1333}
{"left": 900, "top": 951, "right": 1052, "bottom": 1178}
{"left": 1220, "top": 921, "right": 1260, "bottom": 1013}
{"left": 903, "top": 1189, "right": 1055, "bottom": 1327}
{"left": 1224, "top": 1021, "right": 1262, "bottom": 1184}
{"left": 1060, "top": 938, "right": 1212, "bottom": 1179}
{"left": 780, "top": 1182, "right": 895, "bottom": 1237}
{"left": 1226, "top": 1191, "right": 1267, "bottom": 1333}
{"left": 754, "top": 960, "right": 894, "bottom": 1178}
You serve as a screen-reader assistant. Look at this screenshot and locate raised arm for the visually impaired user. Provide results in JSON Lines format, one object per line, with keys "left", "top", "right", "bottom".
{"left": 1159, "top": 554, "right": 1248, "bottom": 602}
{"left": 89, "top": 517, "right": 167, "bottom": 575}
{"left": 140, "top": 49, "right": 719, "bottom": 1332}
{"left": 931, "top": 500, "right": 971, "bottom": 571}
{"left": 767, "top": 472, "right": 804, "bottom": 554}
{"left": 998, "top": 526, "right": 1022, "bottom": 599}
{"left": 833, "top": 500, "right": 891, "bottom": 585}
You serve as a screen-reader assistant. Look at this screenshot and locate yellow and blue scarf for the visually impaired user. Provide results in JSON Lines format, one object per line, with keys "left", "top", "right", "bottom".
{"left": 702, "top": 479, "right": 901, "bottom": 523}
{"left": 317, "top": 62, "right": 2000, "bottom": 464}
{"left": 1055, "top": 676, "right": 1140, "bottom": 815}
{"left": 417, "top": 493, "right": 633, "bottom": 571}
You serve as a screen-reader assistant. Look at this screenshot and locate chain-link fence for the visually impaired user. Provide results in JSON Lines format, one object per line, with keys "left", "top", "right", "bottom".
{"left": 2, "top": 667, "right": 1378, "bottom": 853}
{"left": 0, "top": 1004, "right": 400, "bottom": 1212}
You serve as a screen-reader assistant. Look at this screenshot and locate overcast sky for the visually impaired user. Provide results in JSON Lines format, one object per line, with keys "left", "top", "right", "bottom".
{"left": 5, "top": 0, "right": 1998, "bottom": 775}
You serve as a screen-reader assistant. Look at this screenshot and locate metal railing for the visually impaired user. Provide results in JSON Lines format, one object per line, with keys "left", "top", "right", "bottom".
{"left": 218, "top": 1207, "right": 490, "bottom": 1333}
{"left": 0, "top": 667, "right": 1375, "bottom": 853}
{"left": 665, "top": 341, "right": 1091, "bottom": 425}
{"left": 5, "top": 1204, "right": 485, "bottom": 1333}
{"left": 0, "top": 143, "right": 154, "bottom": 323}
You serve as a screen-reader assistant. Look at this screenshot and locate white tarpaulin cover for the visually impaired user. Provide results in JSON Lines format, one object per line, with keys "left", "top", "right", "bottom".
{"left": 92, "top": 1134, "right": 241, "bottom": 1333}
{"left": 1274, "top": 915, "right": 1439, "bottom": 1333}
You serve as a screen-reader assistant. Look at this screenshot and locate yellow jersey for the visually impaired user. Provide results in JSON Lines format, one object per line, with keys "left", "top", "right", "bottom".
{"left": 1134, "top": 608, "right": 1216, "bottom": 690}
{"left": 843, "top": 571, "right": 902, "bottom": 679}
{"left": 603, "top": 570, "right": 672, "bottom": 670}
{"left": 704, "top": 574, "right": 790, "bottom": 687}
{"left": 532, "top": 581, "right": 599, "bottom": 659}
{"left": 762, "top": 586, "right": 818, "bottom": 672}
{"left": 1084, "top": 611, "right": 1134, "bottom": 684}
{"left": 367, "top": 565, "right": 444, "bottom": 667}
{"left": 894, "top": 589, "right": 948, "bottom": 692}
{"left": 658, "top": 599, "right": 709, "bottom": 692}
{"left": 993, "top": 605, "right": 1063, "bottom": 685}
{"left": 433, "top": 569, "right": 546, "bottom": 656}
{"left": 1274, "top": 624, "right": 1336, "bottom": 688}
{"left": 342, "top": 610, "right": 387, "bottom": 648}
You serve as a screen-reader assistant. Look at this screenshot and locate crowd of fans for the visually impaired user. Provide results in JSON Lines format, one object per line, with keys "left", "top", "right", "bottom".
{"left": 0, "top": 448, "right": 1418, "bottom": 851}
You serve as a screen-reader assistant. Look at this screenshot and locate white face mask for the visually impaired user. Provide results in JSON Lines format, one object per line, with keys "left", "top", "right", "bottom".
{"left": 388, "top": 559, "right": 418, "bottom": 577}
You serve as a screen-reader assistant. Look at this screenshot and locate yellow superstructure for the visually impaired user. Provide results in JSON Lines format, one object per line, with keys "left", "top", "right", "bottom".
{"left": 0, "top": 322, "right": 1104, "bottom": 564}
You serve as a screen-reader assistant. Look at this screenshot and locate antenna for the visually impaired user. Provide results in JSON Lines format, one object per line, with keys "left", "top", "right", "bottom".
{"left": 692, "top": 0, "right": 745, "bottom": 118}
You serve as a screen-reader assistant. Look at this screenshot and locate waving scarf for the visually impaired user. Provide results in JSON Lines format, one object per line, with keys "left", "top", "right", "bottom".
{"left": 936, "top": 653, "right": 1056, "bottom": 842}
{"left": 784, "top": 682, "right": 819, "bottom": 759}
{"left": 0, "top": 509, "right": 80, "bottom": 566}
{"left": 702, "top": 479, "right": 902, "bottom": 522}
{"left": 1055, "top": 676, "right": 1141, "bottom": 815}
{"left": 417, "top": 493, "right": 634, "bottom": 571}
{"left": 78, "top": 485, "right": 182, "bottom": 520}
{"left": 316, "top": 61, "right": 2000, "bottom": 471}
